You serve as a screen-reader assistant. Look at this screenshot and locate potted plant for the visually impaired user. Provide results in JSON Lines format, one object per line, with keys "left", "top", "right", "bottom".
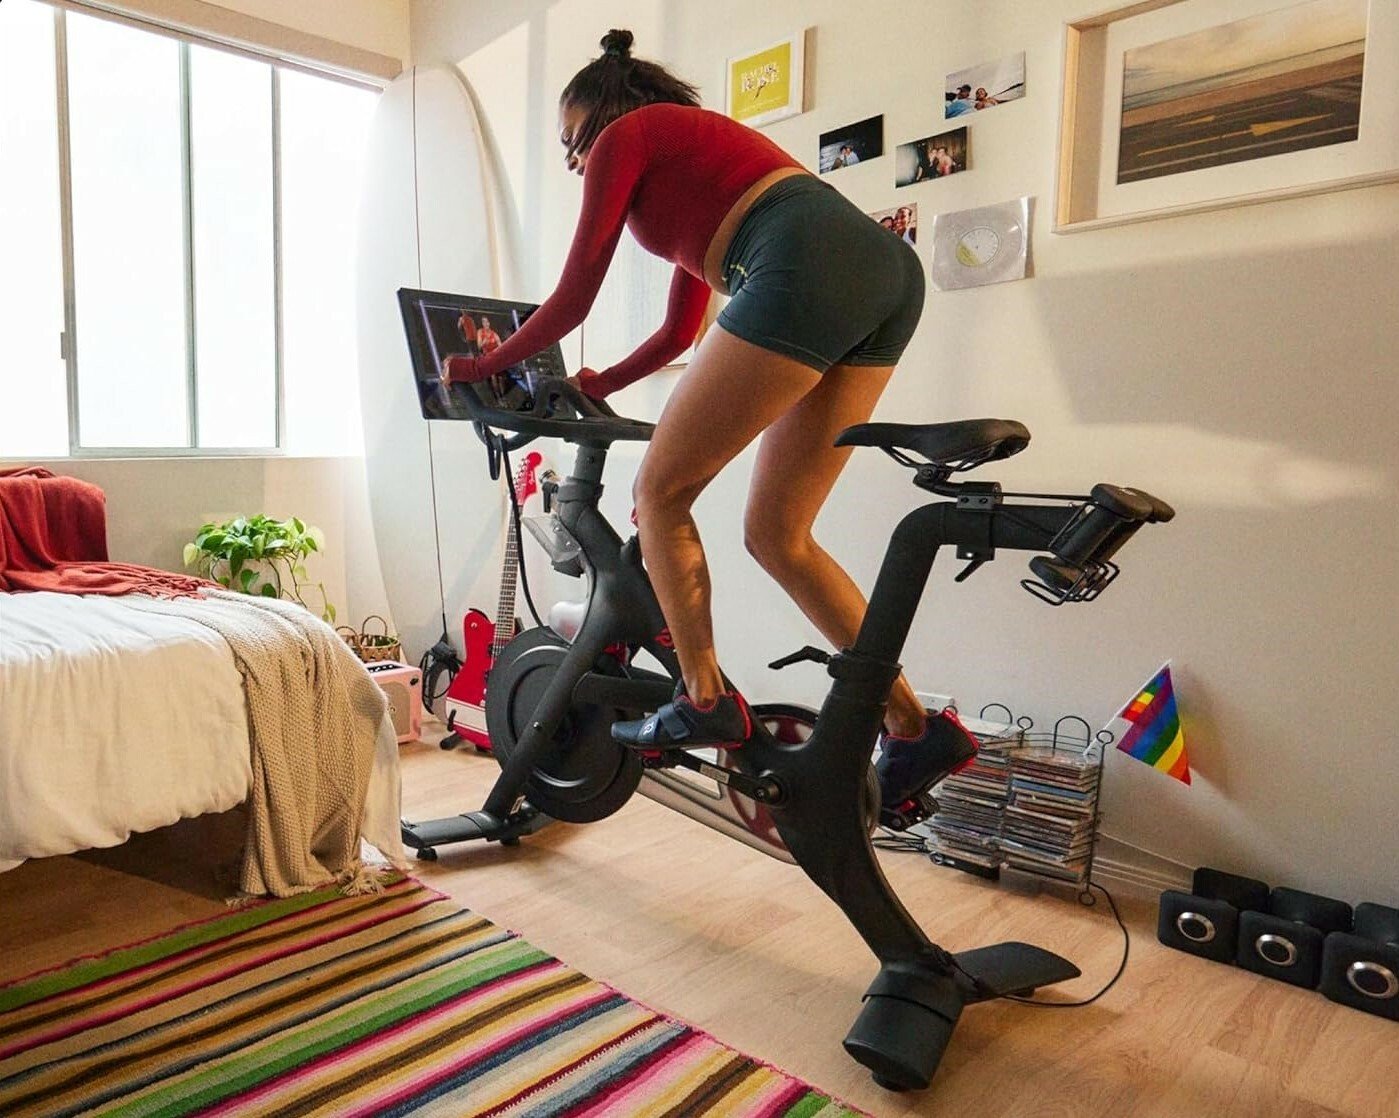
{"left": 183, "top": 514, "right": 336, "bottom": 623}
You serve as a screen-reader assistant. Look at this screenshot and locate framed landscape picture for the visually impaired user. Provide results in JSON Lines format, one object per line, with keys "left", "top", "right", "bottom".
{"left": 1054, "top": 0, "right": 1399, "bottom": 231}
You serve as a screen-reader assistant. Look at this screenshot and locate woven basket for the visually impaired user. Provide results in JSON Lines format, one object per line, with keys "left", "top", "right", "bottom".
{"left": 335, "top": 626, "right": 363, "bottom": 657}
{"left": 355, "top": 614, "right": 403, "bottom": 663}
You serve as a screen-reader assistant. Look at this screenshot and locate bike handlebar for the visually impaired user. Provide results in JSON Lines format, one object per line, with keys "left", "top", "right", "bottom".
{"left": 458, "top": 374, "right": 656, "bottom": 448}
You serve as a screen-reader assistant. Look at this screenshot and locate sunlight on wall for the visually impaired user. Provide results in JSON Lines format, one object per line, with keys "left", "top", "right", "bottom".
{"left": 462, "top": 21, "right": 532, "bottom": 298}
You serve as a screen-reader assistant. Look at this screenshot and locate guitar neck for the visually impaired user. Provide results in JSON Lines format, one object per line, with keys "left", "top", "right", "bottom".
{"left": 492, "top": 455, "right": 540, "bottom": 657}
{"left": 491, "top": 505, "right": 521, "bottom": 655}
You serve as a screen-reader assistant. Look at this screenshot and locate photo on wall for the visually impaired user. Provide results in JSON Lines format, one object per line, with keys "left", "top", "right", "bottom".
{"left": 945, "top": 51, "right": 1025, "bottom": 118}
{"left": 1117, "top": 0, "right": 1366, "bottom": 184}
{"left": 819, "top": 114, "right": 883, "bottom": 173}
{"left": 868, "top": 203, "right": 918, "bottom": 244}
{"left": 895, "top": 127, "right": 968, "bottom": 187}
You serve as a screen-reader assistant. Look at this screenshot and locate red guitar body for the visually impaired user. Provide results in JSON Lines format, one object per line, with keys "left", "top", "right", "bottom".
{"left": 443, "top": 453, "right": 542, "bottom": 752}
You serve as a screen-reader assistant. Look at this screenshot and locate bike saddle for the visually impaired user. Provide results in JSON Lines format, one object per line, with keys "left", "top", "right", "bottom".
{"left": 834, "top": 418, "right": 1030, "bottom": 468}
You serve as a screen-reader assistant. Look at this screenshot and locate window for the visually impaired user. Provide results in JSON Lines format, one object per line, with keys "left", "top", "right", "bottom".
{"left": 0, "top": 0, "right": 67, "bottom": 457}
{"left": 279, "top": 71, "right": 377, "bottom": 455}
{"left": 67, "top": 14, "right": 188, "bottom": 448}
{"left": 0, "top": 0, "right": 376, "bottom": 457}
{"left": 190, "top": 44, "right": 277, "bottom": 449}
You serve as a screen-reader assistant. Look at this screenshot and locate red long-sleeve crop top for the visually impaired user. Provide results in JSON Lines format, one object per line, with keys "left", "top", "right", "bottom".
{"left": 461, "top": 103, "right": 803, "bottom": 396}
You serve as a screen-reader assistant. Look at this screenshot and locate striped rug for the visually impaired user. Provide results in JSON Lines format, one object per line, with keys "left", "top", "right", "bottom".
{"left": 0, "top": 876, "right": 866, "bottom": 1117}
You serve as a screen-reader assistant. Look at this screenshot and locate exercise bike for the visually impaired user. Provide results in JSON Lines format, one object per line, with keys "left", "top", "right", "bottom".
{"left": 397, "top": 297, "right": 1172, "bottom": 1091}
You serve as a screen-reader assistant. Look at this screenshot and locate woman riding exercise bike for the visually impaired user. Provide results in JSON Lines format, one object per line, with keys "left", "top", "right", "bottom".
{"left": 440, "top": 28, "right": 974, "bottom": 813}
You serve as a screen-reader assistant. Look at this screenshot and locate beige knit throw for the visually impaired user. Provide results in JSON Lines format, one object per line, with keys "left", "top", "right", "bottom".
{"left": 126, "top": 589, "right": 390, "bottom": 898}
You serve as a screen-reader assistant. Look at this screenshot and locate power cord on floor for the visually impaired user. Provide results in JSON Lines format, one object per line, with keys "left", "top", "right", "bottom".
{"left": 1004, "top": 882, "right": 1129, "bottom": 1007}
{"left": 873, "top": 829, "right": 1132, "bottom": 1008}
{"left": 872, "top": 829, "right": 930, "bottom": 854}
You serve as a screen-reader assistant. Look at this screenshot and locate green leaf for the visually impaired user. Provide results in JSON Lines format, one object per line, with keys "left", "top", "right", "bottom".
{"left": 260, "top": 583, "right": 278, "bottom": 597}
{"left": 239, "top": 568, "right": 258, "bottom": 592}
{"left": 216, "top": 574, "right": 231, "bottom": 587}
{"left": 307, "top": 525, "right": 325, "bottom": 551}
{"left": 324, "top": 601, "right": 336, "bottom": 623}
{"left": 293, "top": 564, "right": 308, "bottom": 580}
{"left": 182, "top": 542, "right": 199, "bottom": 568}
{"left": 292, "top": 516, "right": 305, "bottom": 534}
{"left": 252, "top": 534, "right": 267, "bottom": 559}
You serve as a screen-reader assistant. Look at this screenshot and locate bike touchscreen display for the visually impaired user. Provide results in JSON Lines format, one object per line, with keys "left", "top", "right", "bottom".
{"left": 398, "top": 288, "right": 568, "bottom": 421}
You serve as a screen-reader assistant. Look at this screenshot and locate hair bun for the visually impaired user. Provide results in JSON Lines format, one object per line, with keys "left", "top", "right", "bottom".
{"left": 600, "top": 29, "right": 633, "bottom": 58}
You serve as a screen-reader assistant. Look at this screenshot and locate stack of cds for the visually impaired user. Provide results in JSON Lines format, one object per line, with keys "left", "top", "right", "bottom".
{"left": 926, "top": 730, "right": 1018, "bottom": 873}
{"left": 1001, "top": 747, "right": 1099, "bottom": 883}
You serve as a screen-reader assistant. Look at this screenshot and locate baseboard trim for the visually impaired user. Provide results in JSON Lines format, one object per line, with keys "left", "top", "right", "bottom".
{"left": 1090, "top": 834, "right": 1192, "bottom": 901}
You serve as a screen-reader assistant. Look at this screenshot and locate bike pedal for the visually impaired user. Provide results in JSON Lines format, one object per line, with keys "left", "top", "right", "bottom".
{"left": 880, "top": 792, "right": 935, "bottom": 832}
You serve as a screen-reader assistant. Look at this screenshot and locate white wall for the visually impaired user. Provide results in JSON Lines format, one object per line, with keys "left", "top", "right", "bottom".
{"left": 4, "top": 456, "right": 393, "bottom": 631}
{"left": 410, "top": 0, "right": 1399, "bottom": 904}
{"left": 206, "top": 0, "right": 410, "bottom": 62}
{"left": 104, "top": 0, "right": 411, "bottom": 66}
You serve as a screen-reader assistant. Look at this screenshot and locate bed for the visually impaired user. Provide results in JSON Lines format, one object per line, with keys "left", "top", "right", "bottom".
{"left": 0, "top": 468, "right": 404, "bottom": 889}
{"left": 0, "top": 591, "right": 403, "bottom": 877}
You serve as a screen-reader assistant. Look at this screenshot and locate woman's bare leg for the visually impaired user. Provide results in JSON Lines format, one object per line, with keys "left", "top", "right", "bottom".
{"left": 743, "top": 362, "right": 926, "bottom": 737}
{"left": 633, "top": 325, "right": 820, "bottom": 704}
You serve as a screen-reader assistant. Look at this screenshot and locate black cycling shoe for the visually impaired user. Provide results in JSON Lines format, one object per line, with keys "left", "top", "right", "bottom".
{"left": 875, "top": 708, "right": 979, "bottom": 823}
{"left": 612, "top": 687, "right": 752, "bottom": 750}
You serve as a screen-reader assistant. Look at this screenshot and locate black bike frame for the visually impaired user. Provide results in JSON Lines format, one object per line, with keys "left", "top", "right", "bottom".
{"left": 401, "top": 390, "right": 1174, "bottom": 1089}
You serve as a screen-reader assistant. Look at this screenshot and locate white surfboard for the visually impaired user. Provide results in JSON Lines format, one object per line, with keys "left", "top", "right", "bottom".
{"left": 356, "top": 65, "right": 515, "bottom": 664}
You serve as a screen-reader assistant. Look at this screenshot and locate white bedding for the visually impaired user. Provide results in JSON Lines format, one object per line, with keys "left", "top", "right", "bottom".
{"left": 0, "top": 591, "right": 403, "bottom": 873}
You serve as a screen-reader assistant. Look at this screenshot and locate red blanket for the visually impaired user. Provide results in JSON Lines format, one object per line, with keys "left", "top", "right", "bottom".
{"left": 0, "top": 466, "right": 210, "bottom": 598}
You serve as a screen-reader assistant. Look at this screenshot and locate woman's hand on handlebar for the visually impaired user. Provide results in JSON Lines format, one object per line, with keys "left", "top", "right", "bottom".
{"left": 440, "top": 353, "right": 479, "bottom": 385}
{"left": 567, "top": 368, "right": 609, "bottom": 400}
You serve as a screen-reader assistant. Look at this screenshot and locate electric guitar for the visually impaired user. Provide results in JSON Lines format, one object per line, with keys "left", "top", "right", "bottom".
{"left": 442, "top": 451, "right": 542, "bottom": 752}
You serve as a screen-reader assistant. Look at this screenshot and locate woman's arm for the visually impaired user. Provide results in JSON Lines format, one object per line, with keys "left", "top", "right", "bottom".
{"left": 582, "top": 267, "right": 711, "bottom": 397}
{"left": 447, "top": 119, "right": 648, "bottom": 383}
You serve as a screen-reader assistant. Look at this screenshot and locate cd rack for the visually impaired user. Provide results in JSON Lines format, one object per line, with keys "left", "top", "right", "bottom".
{"left": 926, "top": 706, "right": 1114, "bottom": 903}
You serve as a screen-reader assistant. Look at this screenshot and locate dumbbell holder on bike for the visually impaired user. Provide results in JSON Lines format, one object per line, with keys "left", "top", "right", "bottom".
{"left": 400, "top": 376, "right": 1173, "bottom": 1091}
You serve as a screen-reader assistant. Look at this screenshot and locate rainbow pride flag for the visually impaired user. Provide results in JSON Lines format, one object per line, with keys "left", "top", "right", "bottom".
{"left": 1115, "top": 663, "right": 1190, "bottom": 784}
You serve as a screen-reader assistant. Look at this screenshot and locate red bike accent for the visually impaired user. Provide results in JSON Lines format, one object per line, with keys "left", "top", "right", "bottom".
{"left": 443, "top": 451, "right": 542, "bottom": 751}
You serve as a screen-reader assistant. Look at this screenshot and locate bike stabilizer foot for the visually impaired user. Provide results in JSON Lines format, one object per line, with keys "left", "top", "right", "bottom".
{"left": 399, "top": 806, "right": 549, "bottom": 858}
{"left": 844, "top": 961, "right": 963, "bottom": 1092}
{"left": 844, "top": 943, "right": 1079, "bottom": 1091}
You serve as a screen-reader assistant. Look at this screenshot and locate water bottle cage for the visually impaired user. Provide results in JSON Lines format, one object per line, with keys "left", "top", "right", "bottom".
{"left": 1019, "top": 490, "right": 1150, "bottom": 605}
{"left": 1021, "top": 555, "right": 1122, "bottom": 606}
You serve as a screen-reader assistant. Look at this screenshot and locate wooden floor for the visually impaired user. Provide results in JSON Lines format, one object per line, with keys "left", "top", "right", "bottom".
{"left": 3, "top": 733, "right": 1394, "bottom": 1117}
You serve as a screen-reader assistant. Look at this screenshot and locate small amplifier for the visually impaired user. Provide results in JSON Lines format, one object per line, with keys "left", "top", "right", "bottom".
{"left": 1236, "top": 909, "right": 1325, "bottom": 988}
{"left": 365, "top": 660, "right": 423, "bottom": 744}
{"left": 1158, "top": 890, "right": 1240, "bottom": 963}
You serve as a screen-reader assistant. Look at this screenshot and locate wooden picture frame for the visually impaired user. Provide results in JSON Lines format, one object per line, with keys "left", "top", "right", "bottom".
{"left": 1054, "top": 0, "right": 1399, "bottom": 232}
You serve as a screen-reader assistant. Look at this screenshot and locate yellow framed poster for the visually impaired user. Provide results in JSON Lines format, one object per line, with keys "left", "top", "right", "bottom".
{"left": 725, "top": 31, "right": 808, "bottom": 128}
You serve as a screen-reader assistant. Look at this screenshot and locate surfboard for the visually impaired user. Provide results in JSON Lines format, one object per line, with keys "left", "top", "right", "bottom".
{"left": 356, "top": 65, "right": 514, "bottom": 665}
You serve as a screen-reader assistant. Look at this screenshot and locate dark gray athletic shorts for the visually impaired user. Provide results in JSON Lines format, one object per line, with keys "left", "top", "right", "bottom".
{"left": 716, "top": 175, "right": 924, "bottom": 370}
